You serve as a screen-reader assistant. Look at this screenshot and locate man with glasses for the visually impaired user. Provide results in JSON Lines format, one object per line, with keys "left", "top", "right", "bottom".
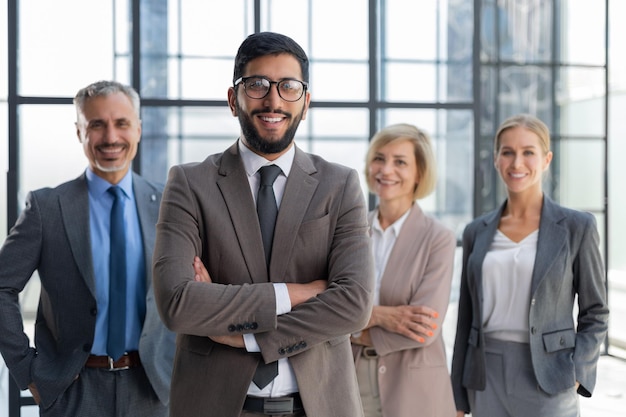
{"left": 153, "top": 32, "right": 374, "bottom": 417}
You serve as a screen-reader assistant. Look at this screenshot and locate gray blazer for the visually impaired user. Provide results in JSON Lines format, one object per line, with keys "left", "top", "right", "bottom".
{"left": 450, "top": 195, "right": 609, "bottom": 413}
{"left": 153, "top": 143, "right": 374, "bottom": 417}
{"left": 0, "top": 172, "right": 175, "bottom": 409}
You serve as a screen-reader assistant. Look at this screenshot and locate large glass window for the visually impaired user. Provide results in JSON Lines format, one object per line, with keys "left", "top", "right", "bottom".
{"left": 134, "top": 0, "right": 476, "bottom": 236}
{"left": 0, "top": 102, "right": 6, "bottom": 243}
{"left": 5, "top": 3, "right": 622, "bottom": 415}
{"left": 608, "top": 0, "right": 626, "bottom": 353}
{"left": 1, "top": 0, "right": 8, "bottom": 242}
{"left": 142, "top": 0, "right": 252, "bottom": 100}
{"left": 18, "top": 1, "right": 126, "bottom": 96}
{"left": 382, "top": 0, "right": 473, "bottom": 104}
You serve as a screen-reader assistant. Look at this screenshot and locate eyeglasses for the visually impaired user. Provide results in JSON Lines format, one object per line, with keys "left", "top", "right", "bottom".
{"left": 234, "top": 76, "right": 308, "bottom": 102}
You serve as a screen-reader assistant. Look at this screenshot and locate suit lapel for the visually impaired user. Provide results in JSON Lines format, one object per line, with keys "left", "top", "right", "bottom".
{"left": 59, "top": 175, "right": 96, "bottom": 296}
{"left": 376, "top": 204, "right": 424, "bottom": 304}
{"left": 271, "top": 148, "right": 318, "bottom": 282}
{"left": 132, "top": 173, "right": 161, "bottom": 288}
{"left": 470, "top": 204, "right": 504, "bottom": 292}
{"left": 531, "top": 196, "right": 567, "bottom": 295}
{"left": 217, "top": 144, "right": 268, "bottom": 282}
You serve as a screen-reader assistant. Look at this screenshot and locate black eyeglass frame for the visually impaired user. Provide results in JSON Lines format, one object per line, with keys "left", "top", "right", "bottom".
{"left": 234, "top": 76, "right": 309, "bottom": 102}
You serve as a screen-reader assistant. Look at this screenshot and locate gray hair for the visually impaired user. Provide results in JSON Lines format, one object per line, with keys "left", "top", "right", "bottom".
{"left": 73, "top": 80, "right": 140, "bottom": 120}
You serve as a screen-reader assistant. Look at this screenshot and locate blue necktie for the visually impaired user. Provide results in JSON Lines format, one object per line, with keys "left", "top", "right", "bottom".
{"left": 107, "top": 186, "right": 127, "bottom": 361}
{"left": 253, "top": 165, "right": 281, "bottom": 388}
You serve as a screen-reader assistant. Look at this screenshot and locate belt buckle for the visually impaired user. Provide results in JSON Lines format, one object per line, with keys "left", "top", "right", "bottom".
{"left": 263, "top": 397, "right": 294, "bottom": 414}
{"left": 107, "top": 355, "right": 129, "bottom": 372}
{"left": 362, "top": 347, "right": 378, "bottom": 359}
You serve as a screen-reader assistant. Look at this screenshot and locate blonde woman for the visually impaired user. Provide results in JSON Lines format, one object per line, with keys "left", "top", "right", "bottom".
{"left": 451, "top": 114, "right": 609, "bottom": 417}
{"left": 351, "top": 123, "right": 457, "bottom": 417}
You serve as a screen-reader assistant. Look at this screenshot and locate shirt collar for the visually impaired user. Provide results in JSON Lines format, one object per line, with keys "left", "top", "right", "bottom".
{"left": 85, "top": 168, "right": 134, "bottom": 199}
{"left": 371, "top": 205, "right": 412, "bottom": 236}
{"left": 238, "top": 139, "right": 295, "bottom": 177}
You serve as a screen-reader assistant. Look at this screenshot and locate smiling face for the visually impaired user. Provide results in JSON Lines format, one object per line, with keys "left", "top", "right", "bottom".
{"left": 368, "top": 139, "right": 420, "bottom": 206}
{"left": 76, "top": 92, "right": 141, "bottom": 184}
{"left": 228, "top": 53, "right": 310, "bottom": 160}
{"left": 495, "top": 126, "right": 553, "bottom": 196}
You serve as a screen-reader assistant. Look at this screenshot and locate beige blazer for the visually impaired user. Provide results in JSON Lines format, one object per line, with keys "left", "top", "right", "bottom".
{"left": 153, "top": 142, "right": 374, "bottom": 417}
{"left": 353, "top": 204, "right": 457, "bottom": 417}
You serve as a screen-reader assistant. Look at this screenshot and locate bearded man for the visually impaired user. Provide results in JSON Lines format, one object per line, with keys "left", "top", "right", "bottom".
{"left": 152, "top": 32, "right": 374, "bottom": 417}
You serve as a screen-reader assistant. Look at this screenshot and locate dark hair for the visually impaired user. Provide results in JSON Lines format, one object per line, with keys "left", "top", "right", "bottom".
{"left": 233, "top": 32, "right": 309, "bottom": 84}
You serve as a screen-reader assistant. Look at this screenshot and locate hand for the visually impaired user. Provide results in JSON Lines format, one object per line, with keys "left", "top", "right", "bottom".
{"left": 286, "top": 280, "right": 328, "bottom": 307}
{"left": 456, "top": 411, "right": 465, "bottom": 417}
{"left": 193, "top": 256, "right": 212, "bottom": 283}
{"left": 27, "top": 383, "right": 41, "bottom": 405}
{"left": 351, "top": 328, "right": 373, "bottom": 346}
{"left": 210, "top": 334, "right": 245, "bottom": 348}
{"left": 370, "top": 304, "right": 439, "bottom": 343}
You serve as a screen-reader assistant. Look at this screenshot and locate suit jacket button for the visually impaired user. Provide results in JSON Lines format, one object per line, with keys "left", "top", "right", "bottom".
{"left": 243, "top": 323, "right": 251, "bottom": 330}
{"left": 90, "top": 308, "right": 97, "bottom": 316}
{"left": 560, "top": 337, "right": 565, "bottom": 345}
{"left": 236, "top": 324, "right": 244, "bottom": 332}
{"left": 531, "top": 327, "right": 536, "bottom": 335}
{"left": 251, "top": 322, "right": 258, "bottom": 330}
{"left": 278, "top": 348, "right": 287, "bottom": 355}
{"left": 228, "top": 324, "right": 236, "bottom": 332}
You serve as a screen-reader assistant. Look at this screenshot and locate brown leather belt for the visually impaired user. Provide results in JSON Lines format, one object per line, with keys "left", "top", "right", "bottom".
{"left": 85, "top": 351, "right": 141, "bottom": 371}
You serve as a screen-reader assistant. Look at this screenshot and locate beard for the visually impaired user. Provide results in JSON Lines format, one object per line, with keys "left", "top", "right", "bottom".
{"left": 236, "top": 100, "right": 305, "bottom": 155}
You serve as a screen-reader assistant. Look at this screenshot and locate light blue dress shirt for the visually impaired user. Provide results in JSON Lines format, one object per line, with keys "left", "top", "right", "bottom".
{"left": 86, "top": 168, "right": 146, "bottom": 356}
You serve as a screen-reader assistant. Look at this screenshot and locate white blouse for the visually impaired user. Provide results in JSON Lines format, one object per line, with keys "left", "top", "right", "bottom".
{"left": 481, "top": 229, "right": 538, "bottom": 343}
{"left": 370, "top": 207, "right": 411, "bottom": 306}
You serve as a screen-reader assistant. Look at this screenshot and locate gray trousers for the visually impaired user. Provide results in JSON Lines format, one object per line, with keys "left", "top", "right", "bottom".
{"left": 468, "top": 337, "right": 579, "bottom": 417}
{"left": 40, "top": 366, "right": 167, "bottom": 417}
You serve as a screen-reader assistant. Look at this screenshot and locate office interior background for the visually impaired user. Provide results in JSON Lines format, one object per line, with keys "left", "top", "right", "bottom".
{"left": 1, "top": 0, "right": 625, "bottom": 415}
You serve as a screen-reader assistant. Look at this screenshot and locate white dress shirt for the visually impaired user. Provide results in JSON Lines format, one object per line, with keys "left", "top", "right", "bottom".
{"left": 369, "top": 207, "right": 411, "bottom": 306}
{"left": 238, "top": 139, "right": 299, "bottom": 397}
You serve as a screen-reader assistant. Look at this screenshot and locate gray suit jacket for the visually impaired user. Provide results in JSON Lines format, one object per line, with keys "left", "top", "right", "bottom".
{"left": 153, "top": 142, "right": 374, "bottom": 417}
{"left": 352, "top": 204, "right": 456, "bottom": 417}
{"left": 451, "top": 195, "right": 609, "bottom": 413}
{"left": 0, "top": 172, "right": 175, "bottom": 408}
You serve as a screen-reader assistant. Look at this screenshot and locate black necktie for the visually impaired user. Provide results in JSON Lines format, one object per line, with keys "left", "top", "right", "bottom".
{"left": 107, "top": 186, "right": 127, "bottom": 361}
{"left": 253, "top": 165, "right": 281, "bottom": 389}
{"left": 256, "top": 165, "right": 282, "bottom": 267}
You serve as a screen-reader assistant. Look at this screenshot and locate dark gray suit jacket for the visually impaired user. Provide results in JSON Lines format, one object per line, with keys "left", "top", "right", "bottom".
{"left": 153, "top": 143, "right": 374, "bottom": 417}
{"left": 0, "top": 172, "right": 175, "bottom": 409}
{"left": 451, "top": 195, "right": 609, "bottom": 413}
